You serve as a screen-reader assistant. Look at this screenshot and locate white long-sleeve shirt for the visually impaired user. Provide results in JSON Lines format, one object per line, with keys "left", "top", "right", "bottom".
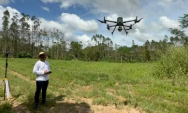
{"left": 33, "top": 60, "right": 50, "bottom": 81}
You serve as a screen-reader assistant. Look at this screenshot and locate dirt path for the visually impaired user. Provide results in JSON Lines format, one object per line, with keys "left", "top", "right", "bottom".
{"left": 0, "top": 66, "right": 142, "bottom": 113}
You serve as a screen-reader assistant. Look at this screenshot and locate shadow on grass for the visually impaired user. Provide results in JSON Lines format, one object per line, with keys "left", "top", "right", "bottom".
{"left": 12, "top": 93, "right": 93, "bottom": 113}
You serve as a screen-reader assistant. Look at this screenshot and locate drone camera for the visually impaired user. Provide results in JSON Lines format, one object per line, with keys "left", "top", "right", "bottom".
{"left": 118, "top": 26, "right": 122, "bottom": 31}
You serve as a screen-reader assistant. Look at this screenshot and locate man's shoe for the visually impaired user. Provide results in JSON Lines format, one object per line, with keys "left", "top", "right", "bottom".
{"left": 34, "top": 104, "right": 38, "bottom": 110}
{"left": 42, "top": 100, "right": 47, "bottom": 105}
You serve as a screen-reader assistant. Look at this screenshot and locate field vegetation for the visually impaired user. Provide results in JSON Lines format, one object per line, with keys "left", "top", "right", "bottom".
{"left": 0, "top": 56, "right": 188, "bottom": 113}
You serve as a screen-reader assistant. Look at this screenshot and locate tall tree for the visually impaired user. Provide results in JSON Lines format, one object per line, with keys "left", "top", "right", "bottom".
{"left": 31, "top": 16, "right": 41, "bottom": 56}
{"left": 70, "top": 41, "right": 83, "bottom": 59}
{"left": 179, "top": 14, "right": 188, "bottom": 29}
{"left": 92, "top": 34, "right": 110, "bottom": 59}
{"left": 9, "top": 13, "right": 20, "bottom": 56}
{"left": 144, "top": 40, "right": 151, "bottom": 61}
{"left": 2, "top": 10, "right": 10, "bottom": 54}
{"left": 105, "top": 37, "right": 113, "bottom": 58}
{"left": 19, "top": 13, "right": 30, "bottom": 53}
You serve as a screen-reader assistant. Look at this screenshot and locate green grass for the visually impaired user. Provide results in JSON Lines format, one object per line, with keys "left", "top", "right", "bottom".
{"left": 0, "top": 58, "right": 188, "bottom": 113}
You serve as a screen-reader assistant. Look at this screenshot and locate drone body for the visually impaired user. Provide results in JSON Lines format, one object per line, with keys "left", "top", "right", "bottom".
{"left": 98, "top": 16, "right": 143, "bottom": 35}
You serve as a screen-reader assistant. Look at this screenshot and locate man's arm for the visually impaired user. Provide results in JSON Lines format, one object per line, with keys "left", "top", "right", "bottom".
{"left": 33, "top": 62, "right": 45, "bottom": 75}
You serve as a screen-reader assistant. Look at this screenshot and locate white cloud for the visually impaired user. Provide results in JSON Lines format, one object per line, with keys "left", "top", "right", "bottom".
{"left": 39, "top": 18, "right": 76, "bottom": 41}
{"left": 110, "top": 16, "right": 180, "bottom": 43}
{"left": 41, "top": 0, "right": 90, "bottom": 8}
{"left": 41, "top": 0, "right": 142, "bottom": 16}
{"left": 60, "top": 1, "right": 72, "bottom": 8}
{"left": 60, "top": 13, "right": 98, "bottom": 33}
{"left": 93, "top": 0, "right": 141, "bottom": 16}
{"left": 148, "top": 16, "right": 180, "bottom": 33}
{"left": 98, "top": 13, "right": 181, "bottom": 45}
{"left": 0, "top": 6, "right": 21, "bottom": 30}
{"left": 130, "top": 16, "right": 180, "bottom": 43}
{"left": 157, "top": 0, "right": 185, "bottom": 8}
{"left": 159, "top": 16, "right": 180, "bottom": 29}
{"left": 0, "top": 0, "right": 10, "bottom": 5}
{"left": 39, "top": 0, "right": 188, "bottom": 46}
{"left": 77, "top": 35, "right": 95, "bottom": 48}
{"left": 2, "top": 0, "right": 188, "bottom": 47}
{"left": 130, "top": 29, "right": 154, "bottom": 42}
{"left": 0, "top": 6, "right": 76, "bottom": 42}
{"left": 41, "top": 6, "right": 50, "bottom": 12}
{"left": 0, "top": 6, "right": 99, "bottom": 43}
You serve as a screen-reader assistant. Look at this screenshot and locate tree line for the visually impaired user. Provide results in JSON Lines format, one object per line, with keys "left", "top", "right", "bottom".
{"left": 0, "top": 10, "right": 187, "bottom": 62}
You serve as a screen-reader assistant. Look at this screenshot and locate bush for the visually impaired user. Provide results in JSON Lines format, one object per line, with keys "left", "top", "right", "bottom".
{"left": 65, "top": 54, "right": 75, "bottom": 60}
{"left": 154, "top": 46, "right": 188, "bottom": 79}
{"left": 17, "top": 52, "right": 32, "bottom": 58}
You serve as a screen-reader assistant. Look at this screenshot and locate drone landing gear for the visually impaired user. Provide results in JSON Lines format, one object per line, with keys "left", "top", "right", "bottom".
{"left": 112, "top": 26, "right": 117, "bottom": 35}
{"left": 123, "top": 26, "right": 129, "bottom": 35}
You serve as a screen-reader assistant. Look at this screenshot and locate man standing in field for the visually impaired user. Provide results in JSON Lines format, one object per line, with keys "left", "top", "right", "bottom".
{"left": 33, "top": 52, "right": 51, "bottom": 109}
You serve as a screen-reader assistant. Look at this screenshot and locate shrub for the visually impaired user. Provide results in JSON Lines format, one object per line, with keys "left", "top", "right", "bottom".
{"left": 16, "top": 52, "right": 32, "bottom": 58}
{"left": 154, "top": 46, "right": 188, "bottom": 79}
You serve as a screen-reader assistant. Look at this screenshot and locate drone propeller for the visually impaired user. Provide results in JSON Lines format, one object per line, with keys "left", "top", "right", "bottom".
{"left": 135, "top": 16, "right": 143, "bottom": 23}
{"left": 134, "top": 16, "right": 138, "bottom": 23}
{"left": 97, "top": 17, "right": 108, "bottom": 23}
{"left": 137, "top": 18, "right": 143, "bottom": 23}
{"left": 102, "top": 17, "right": 107, "bottom": 23}
{"left": 97, "top": 19, "right": 105, "bottom": 23}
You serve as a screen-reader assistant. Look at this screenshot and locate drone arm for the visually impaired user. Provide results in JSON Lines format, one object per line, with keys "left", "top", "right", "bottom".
{"left": 123, "top": 19, "right": 135, "bottom": 23}
{"left": 106, "top": 20, "right": 117, "bottom": 23}
{"left": 123, "top": 25, "right": 132, "bottom": 27}
{"left": 109, "top": 25, "right": 116, "bottom": 27}
{"left": 137, "top": 18, "right": 143, "bottom": 22}
{"left": 123, "top": 16, "right": 142, "bottom": 23}
{"left": 97, "top": 19, "right": 105, "bottom": 23}
{"left": 97, "top": 19, "right": 118, "bottom": 24}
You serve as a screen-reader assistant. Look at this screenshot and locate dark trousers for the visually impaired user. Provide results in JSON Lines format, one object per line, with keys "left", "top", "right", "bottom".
{"left": 35, "top": 80, "right": 49, "bottom": 104}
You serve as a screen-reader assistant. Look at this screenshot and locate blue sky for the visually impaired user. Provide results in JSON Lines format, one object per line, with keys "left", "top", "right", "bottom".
{"left": 0, "top": 0, "right": 188, "bottom": 47}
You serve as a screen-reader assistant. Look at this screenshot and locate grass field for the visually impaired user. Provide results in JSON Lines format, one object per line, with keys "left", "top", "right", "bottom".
{"left": 0, "top": 58, "right": 188, "bottom": 113}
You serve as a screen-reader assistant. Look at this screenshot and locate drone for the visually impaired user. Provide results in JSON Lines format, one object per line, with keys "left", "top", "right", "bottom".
{"left": 97, "top": 16, "right": 143, "bottom": 35}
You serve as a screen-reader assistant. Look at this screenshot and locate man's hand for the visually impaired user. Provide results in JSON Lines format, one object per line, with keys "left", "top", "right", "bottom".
{"left": 44, "top": 70, "right": 51, "bottom": 74}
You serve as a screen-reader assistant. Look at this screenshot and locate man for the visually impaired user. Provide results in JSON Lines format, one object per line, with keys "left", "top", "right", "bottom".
{"left": 33, "top": 52, "right": 51, "bottom": 109}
